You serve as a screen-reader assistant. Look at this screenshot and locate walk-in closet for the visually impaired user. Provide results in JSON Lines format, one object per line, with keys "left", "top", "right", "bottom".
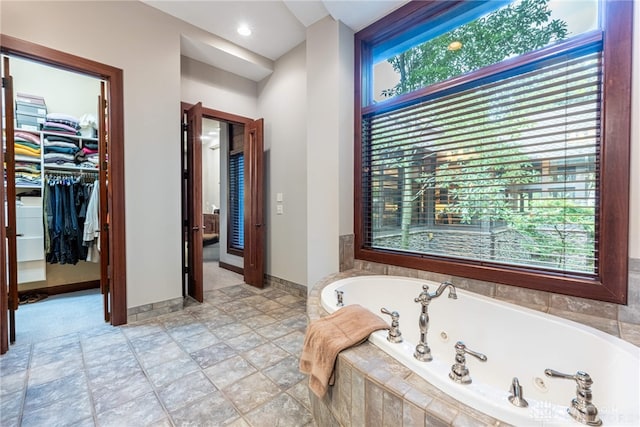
{"left": 2, "top": 55, "right": 107, "bottom": 342}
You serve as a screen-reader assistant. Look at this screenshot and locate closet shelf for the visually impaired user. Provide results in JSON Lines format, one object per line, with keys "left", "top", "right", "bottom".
{"left": 44, "top": 165, "right": 99, "bottom": 172}
{"left": 42, "top": 130, "right": 98, "bottom": 142}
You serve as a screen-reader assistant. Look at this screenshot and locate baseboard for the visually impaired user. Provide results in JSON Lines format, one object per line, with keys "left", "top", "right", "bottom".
{"left": 219, "top": 261, "right": 243, "bottom": 275}
{"left": 264, "top": 274, "right": 307, "bottom": 298}
{"left": 18, "top": 280, "right": 100, "bottom": 297}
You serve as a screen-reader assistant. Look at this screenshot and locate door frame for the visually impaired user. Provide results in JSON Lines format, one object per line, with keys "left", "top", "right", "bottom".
{"left": 180, "top": 103, "right": 265, "bottom": 293}
{"left": 0, "top": 35, "right": 127, "bottom": 339}
{"left": 184, "top": 103, "right": 204, "bottom": 302}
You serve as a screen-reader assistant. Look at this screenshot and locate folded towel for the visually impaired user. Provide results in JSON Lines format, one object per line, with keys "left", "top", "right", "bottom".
{"left": 299, "top": 304, "right": 389, "bottom": 398}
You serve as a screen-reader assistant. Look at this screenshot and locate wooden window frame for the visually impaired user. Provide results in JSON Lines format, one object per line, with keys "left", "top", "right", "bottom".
{"left": 354, "top": 0, "right": 632, "bottom": 303}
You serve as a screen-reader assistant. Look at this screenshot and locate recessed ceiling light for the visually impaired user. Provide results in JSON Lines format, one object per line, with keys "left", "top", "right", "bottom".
{"left": 237, "top": 25, "right": 252, "bottom": 36}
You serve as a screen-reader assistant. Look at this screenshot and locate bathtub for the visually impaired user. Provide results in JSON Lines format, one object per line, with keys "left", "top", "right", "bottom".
{"left": 321, "top": 275, "right": 640, "bottom": 426}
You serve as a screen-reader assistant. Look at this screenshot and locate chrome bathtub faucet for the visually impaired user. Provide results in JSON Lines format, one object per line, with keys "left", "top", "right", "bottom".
{"left": 508, "top": 377, "right": 529, "bottom": 408}
{"left": 544, "top": 369, "right": 602, "bottom": 426}
{"left": 380, "top": 307, "right": 403, "bottom": 343}
{"left": 448, "top": 341, "right": 487, "bottom": 384}
{"left": 413, "top": 281, "right": 457, "bottom": 362}
{"left": 335, "top": 290, "right": 344, "bottom": 307}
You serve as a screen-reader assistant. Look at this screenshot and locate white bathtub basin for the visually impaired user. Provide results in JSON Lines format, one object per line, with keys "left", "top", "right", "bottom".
{"left": 321, "top": 275, "right": 640, "bottom": 426}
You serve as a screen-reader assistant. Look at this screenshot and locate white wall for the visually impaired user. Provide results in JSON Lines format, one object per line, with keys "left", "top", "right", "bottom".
{"left": 257, "top": 42, "right": 308, "bottom": 286}
{"left": 305, "top": 17, "right": 355, "bottom": 287}
{"left": 181, "top": 56, "right": 258, "bottom": 119}
{"left": 9, "top": 57, "right": 99, "bottom": 120}
{"left": 181, "top": 56, "right": 258, "bottom": 269}
{"left": 338, "top": 23, "right": 355, "bottom": 236}
{"left": 202, "top": 134, "right": 220, "bottom": 214}
{"left": 2, "top": 1, "right": 185, "bottom": 307}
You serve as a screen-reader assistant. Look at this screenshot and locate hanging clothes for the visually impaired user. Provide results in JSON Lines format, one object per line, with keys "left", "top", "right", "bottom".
{"left": 83, "top": 180, "right": 100, "bottom": 263}
{"left": 45, "top": 175, "right": 93, "bottom": 265}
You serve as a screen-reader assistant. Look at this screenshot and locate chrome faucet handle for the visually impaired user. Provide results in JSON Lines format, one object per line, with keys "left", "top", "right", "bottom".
{"left": 544, "top": 369, "right": 602, "bottom": 426}
{"left": 380, "top": 308, "right": 403, "bottom": 343}
{"left": 335, "top": 290, "right": 344, "bottom": 307}
{"left": 508, "top": 377, "right": 529, "bottom": 408}
{"left": 449, "top": 341, "right": 487, "bottom": 384}
{"left": 414, "top": 284, "right": 431, "bottom": 305}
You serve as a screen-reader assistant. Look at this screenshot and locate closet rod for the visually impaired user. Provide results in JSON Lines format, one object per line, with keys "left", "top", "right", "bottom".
{"left": 45, "top": 170, "right": 99, "bottom": 180}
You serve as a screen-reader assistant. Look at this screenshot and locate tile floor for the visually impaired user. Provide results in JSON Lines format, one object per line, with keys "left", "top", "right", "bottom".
{"left": 0, "top": 272, "right": 315, "bottom": 426}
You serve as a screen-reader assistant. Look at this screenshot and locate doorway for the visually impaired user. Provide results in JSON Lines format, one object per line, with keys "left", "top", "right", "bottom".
{"left": 201, "top": 117, "right": 221, "bottom": 265}
{"left": 1, "top": 35, "right": 126, "bottom": 355}
{"left": 181, "top": 103, "right": 265, "bottom": 302}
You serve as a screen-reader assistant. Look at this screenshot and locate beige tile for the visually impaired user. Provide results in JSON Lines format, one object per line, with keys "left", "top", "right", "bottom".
{"left": 548, "top": 309, "right": 620, "bottom": 336}
{"left": 549, "top": 293, "right": 618, "bottom": 320}
{"left": 365, "top": 379, "right": 384, "bottom": 427}
{"left": 403, "top": 401, "right": 426, "bottom": 427}
{"left": 495, "top": 284, "right": 549, "bottom": 309}
{"left": 619, "top": 321, "right": 640, "bottom": 346}
{"left": 287, "top": 379, "right": 312, "bottom": 410}
{"left": 222, "top": 372, "right": 281, "bottom": 414}
{"left": 245, "top": 393, "right": 314, "bottom": 427}
{"left": 263, "top": 356, "right": 307, "bottom": 390}
{"left": 157, "top": 371, "right": 216, "bottom": 412}
{"left": 426, "top": 398, "right": 459, "bottom": 425}
{"left": 203, "top": 355, "right": 257, "bottom": 389}
{"left": 383, "top": 390, "right": 403, "bottom": 427}
{"left": 190, "top": 342, "right": 237, "bottom": 369}
{"left": 169, "top": 391, "right": 240, "bottom": 426}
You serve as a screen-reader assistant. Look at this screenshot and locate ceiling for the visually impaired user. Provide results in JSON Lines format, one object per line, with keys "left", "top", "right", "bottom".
{"left": 142, "top": 0, "right": 408, "bottom": 81}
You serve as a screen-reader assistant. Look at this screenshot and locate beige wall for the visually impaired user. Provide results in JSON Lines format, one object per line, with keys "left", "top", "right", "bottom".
{"left": 257, "top": 42, "right": 308, "bottom": 286}
{"left": 9, "top": 57, "right": 99, "bottom": 120}
{"left": 3, "top": 1, "right": 195, "bottom": 307}
{"left": 181, "top": 56, "right": 258, "bottom": 119}
{"left": 181, "top": 57, "right": 257, "bottom": 269}
{"left": 306, "top": 17, "right": 342, "bottom": 286}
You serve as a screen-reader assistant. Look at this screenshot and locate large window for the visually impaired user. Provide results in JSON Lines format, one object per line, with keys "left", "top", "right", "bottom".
{"left": 355, "top": 0, "right": 632, "bottom": 303}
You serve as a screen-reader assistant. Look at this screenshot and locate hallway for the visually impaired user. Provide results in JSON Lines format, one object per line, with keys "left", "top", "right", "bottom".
{"left": 0, "top": 279, "right": 313, "bottom": 426}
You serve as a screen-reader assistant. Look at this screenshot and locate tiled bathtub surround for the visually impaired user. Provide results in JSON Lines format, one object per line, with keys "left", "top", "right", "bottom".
{"left": 339, "top": 235, "right": 354, "bottom": 272}
{"left": 335, "top": 233, "right": 640, "bottom": 345}
{"left": 306, "top": 271, "right": 505, "bottom": 427}
{"left": 306, "top": 269, "right": 640, "bottom": 426}
{"left": 351, "top": 259, "right": 640, "bottom": 345}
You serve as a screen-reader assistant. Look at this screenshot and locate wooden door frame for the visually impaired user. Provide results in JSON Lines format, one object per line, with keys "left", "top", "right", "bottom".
{"left": 1, "top": 34, "right": 127, "bottom": 326}
{"left": 185, "top": 103, "right": 204, "bottom": 302}
{"left": 243, "top": 119, "right": 265, "bottom": 287}
{"left": 180, "top": 103, "right": 259, "bottom": 285}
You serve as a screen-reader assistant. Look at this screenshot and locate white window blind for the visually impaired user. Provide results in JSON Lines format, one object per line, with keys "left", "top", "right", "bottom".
{"left": 362, "top": 51, "right": 601, "bottom": 276}
{"left": 229, "top": 153, "right": 244, "bottom": 250}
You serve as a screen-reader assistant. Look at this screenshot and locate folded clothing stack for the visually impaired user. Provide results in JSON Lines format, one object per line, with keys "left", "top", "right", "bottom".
{"left": 44, "top": 134, "right": 80, "bottom": 167}
{"left": 42, "top": 113, "right": 81, "bottom": 135}
{"left": 13, "top": 131, "right": 42, "bottom": 186}
{"left": 14, "top": 131, "right": 41, "bottom": 160}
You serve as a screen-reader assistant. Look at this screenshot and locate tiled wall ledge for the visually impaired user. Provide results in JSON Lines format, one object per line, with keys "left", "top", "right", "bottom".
{"left": 127, "top": 296, "right": 184, "bottom": 323}
{"left": 306, "top": 271, "right": 506, "bottom": 427}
